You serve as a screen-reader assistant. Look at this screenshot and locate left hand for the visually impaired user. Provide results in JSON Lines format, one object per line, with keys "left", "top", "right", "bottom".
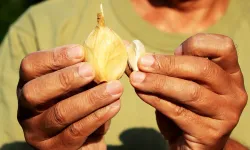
{"left": 129, "top": 33, "right": 248, "bottom": 150}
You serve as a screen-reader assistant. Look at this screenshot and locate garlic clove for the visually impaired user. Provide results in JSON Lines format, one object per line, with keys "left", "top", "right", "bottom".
{"left": 83, "top": 4, "right": 128, "bottom": 84}
{"left": 127, "top": 40, "right": 146, "bottom": 71}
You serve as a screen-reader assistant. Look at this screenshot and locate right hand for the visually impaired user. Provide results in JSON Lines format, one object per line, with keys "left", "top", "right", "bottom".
{"left": 17, "top": 45, "right": 123, "bottom": 150}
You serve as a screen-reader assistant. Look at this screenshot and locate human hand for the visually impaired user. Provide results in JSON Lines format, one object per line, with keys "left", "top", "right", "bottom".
{"left": 17, "top": 45, "right": 123, "bottom": 150}
{"left": 129, "top": 34, "right": 248, "bottom": 150}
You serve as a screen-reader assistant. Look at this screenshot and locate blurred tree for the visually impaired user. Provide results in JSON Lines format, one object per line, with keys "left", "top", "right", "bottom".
{"left": 0, "top": 0, "right": 43, "bottom": 42}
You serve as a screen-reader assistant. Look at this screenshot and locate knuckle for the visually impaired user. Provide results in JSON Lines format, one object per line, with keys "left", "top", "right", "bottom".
{"left": 86, "top": 93, "right": 98, "bottom": 106}
{"left": 58, "top": 70, "right": 74, "bottom": 92}
{"left": 154, "top": 55, "right": 177, "bottom": 75}
{"left": 24, "top": 132, "right": 43, "bottom": 149}
{"left": 154, "top": 55, "right": 164, "bottom": 70}
{"left": 89, "top": 106, "right": 110, "bottom": 123}
{"left": 239, "top": 91, "right": 248, "bottom": 108}
{"left": 86, "top": 89, "right": 109, "bottom": 105}
{"left": 207, "top": 123, "right": 227, "bottom": 143}
{"left": 186, "top": 33, "right": 205, "bottom": 49}
{"left": 159, "top": 55, "right": 176, "bottom": 74}
{"left": 21, "top": 55, "right": 34, "bottom": 75}
{"left": 209, "top": 123, "right": 232, "bottom": 144}
{"left": 167, "top": 56, "right": 176, "bottom": 72}
{"left": 22, "top": 83, "right": 36, "bottom": 105}
{"left": 173, "top": 106, "right": 186, "bottom": 117}
{"left": 227, "top": 112, "right": 240, "bottom": 127}
{"left": 199, "top": 59, "right": 216, "bottom": 79}
{"left": 150, "top": 96, "right": 162, "bottom": 108}
{"left": 209, "top": 128, "right": 223, "bottom": 142}
{"left": 24, "top": 130, "right": 52, "bottom": 149}
{"left": 189, "top": 84, "right": 202, "bottom": 102}
{"left": 51, "top": 47, "right": 68, "bottom": 70}
{"left": 24, "top": 132, "right": 34, "bottom": 145}
{"left": 92, "top": 109, "right": 106, "bottom": 121}
{"left": 222, "top": 36, "right": 235, "bottom": 51}
{"left": 68, "top": 123, "right": 82, "bottom": 137}
{"left": 207, "top": 120, "right": 236, "bottom": 144}
{"left": 153, "top": 76, "right": 166, "bottom": 92}
{"left": 52, "top": 104, "right": 67, "bottom": 126}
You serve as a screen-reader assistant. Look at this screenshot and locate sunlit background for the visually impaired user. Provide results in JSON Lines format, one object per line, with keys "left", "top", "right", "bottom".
{"left": 0, "top": 0, "right": 43, "bottom": 42}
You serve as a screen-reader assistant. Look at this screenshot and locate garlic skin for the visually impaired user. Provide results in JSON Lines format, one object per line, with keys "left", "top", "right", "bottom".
{"left": 126, "top": 40, "right": 146, "bottom": 71}
{"left": 83, "top": 4, "right": 128, "bottom": 84}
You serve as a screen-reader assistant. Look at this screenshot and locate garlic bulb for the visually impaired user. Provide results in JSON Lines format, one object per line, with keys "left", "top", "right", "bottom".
{"left": 126, "top": 40, "right": 146, "bottom": 71}
{"left": 83, "top": 4, "right": 128, "bottom": 84}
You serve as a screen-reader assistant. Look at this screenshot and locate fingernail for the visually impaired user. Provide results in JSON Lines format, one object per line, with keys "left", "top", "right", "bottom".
{"left": 110, "top": 100, "right": 121, "bottom": 109}
{"left": 140, "top": 55, "right": 155, "bottom": 67}
{"left": 131, "top": 72, "right": 145, "bottom": 84}
{"left": 78, "top": 63, "right": 94, "bottom": 78}
{"left": 174, "top": 45, "right": 183, "bottom": 55}
{"left": 67, "top": 45, "right": 83, "bottom": 59}
{"left": 106, "top": 81, "right": 123, "bottom": 96}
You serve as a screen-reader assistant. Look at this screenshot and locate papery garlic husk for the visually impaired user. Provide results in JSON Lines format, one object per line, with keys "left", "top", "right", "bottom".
{"left": 83, "top": 4, "right": 128, "bottom": 84}
{"left": 126, "top": 40, "right": 146, "bottom": 71}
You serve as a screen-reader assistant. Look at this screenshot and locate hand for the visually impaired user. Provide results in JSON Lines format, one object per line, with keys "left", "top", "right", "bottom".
{"left": 17, "top": 45, "right": 123, "bottom": 150}
{"left": 129, "top": 34, "right": 248, "bottom": 150}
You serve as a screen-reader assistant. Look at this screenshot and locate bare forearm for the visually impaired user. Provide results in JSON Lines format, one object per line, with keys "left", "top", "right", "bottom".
{"left": 224, "top": 139, "right": 249, "bottom": 150}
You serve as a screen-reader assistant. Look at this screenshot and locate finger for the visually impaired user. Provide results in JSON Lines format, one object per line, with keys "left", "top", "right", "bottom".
{"left": 137, "top": 93, "right": 218, "bottom": 144}
{"left": 93, "top": 120, "right": 111, "bottom": 136}
{"left": 41, "top": 81, "right": 123, "bottom": 135}
{"left": 138, "top": 54, "right": 231, "bottom": 94}
{"left": 174, "top": 45, "right": 183, "bottom": 56}
{"left": 180, "top": 33, "right": 239, "bottom": 73}
{"left": 49, "top": 100, "right": 120, "bottom": 150}
{"left": 155, "top": 110, "right": 182, "bottom": 141}
{"left": 80, "top": 136, "right": 107, "bottom": 150}
{"left": 130, "top": 72, "right": 225, "bottom": 117}
{"left": 20, "top": 62, "right": 94, "bottom": 112}
{"left": 20, "top": 44, "right": 84, "bottom": 82}
{"left": 177, "top": 33, "right": 243, "bottom": 86}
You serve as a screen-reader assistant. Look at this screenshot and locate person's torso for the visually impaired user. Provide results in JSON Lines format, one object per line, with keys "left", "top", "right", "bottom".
{"left": 12, "top": 0, "right": 250, "bottom": 148}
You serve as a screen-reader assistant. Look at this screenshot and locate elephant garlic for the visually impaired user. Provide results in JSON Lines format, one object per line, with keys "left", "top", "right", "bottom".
{"left": 83, "top": 4, "right": 128, "bottom": 84}
{"left": 83, "top": 4, "right": 146, "bottom": 84}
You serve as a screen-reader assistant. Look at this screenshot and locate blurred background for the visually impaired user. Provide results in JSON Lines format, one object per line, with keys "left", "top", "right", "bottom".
{"left": 0, "top": 0, "right": 43, "bottom": 42}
